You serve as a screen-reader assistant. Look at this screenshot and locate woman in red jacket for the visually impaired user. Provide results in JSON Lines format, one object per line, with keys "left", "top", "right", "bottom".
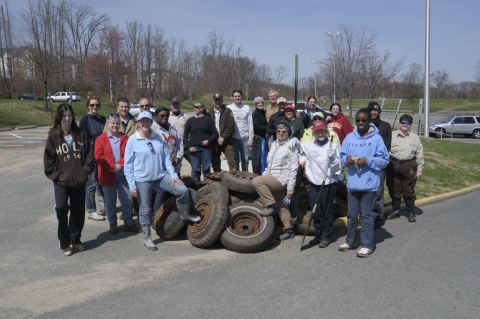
{"left": 328, "top": 103, "right": 353, "bottom": 144}
{"left": 95, "top": 114, "right": 141, "bottom": 235}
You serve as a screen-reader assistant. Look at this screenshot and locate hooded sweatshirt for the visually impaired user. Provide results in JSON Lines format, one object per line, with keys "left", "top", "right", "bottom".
{"left": 340, "top": 125, "right": 389, "bottom": 192}
{"left": 329, "top": 112, "right": 353, "bottom": 144}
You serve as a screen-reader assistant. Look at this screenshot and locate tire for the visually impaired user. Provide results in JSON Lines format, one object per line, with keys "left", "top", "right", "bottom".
{"left": 228, "top": 190, "right": 265, "bottom": 207}
{"left": 220, "top": 203, "right": 275, "bottom": 253}
{"left": 335, "top": 197, "right": 348, "bottom": 217}
{"left": 290, "top": 187, "right": 311, "bottom": 226}
{"left": 297, "top": 222, "right": 315, "bottom": 236}
{"left": 473, "top": 129, "right": 480, "bottom": 139}
{"left": 186, "top": 184, "right": 229, "bottom": 248}
{"left": 206, "top": 171, "right": 224, "bottom": 184}
{"left": 222, "top": 171, "right": 259, "bottom": 194}
{"left": 191, "top": 181, "right": 207, "bottom": 191}
{"left": 435, "top": 128, "right": 445, "bottom": 138}
{"left": 181, "top": 175, "right": 195, "bottom": 188}
{"left": 153, "top": 189, "right": 200, "bottom": 240}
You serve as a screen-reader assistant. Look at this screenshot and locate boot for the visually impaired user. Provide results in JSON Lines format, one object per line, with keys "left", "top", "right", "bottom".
{"left": 405, "top": 201, "right": 416, "bottom": 222}
{"left": 109, "top": 222, "right": 118, "bottom": 234}
{"left": 177, "top": 202, "right": 201, "bottom": 223}
{"left": 387, "top": 198, "right": 402, "bottom": 220}
{"left": 142, "top": 226, "right": 157, "bottom": 251}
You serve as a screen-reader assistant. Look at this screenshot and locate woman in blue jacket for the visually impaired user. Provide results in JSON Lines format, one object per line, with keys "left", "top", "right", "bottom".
{"left": 339, "top": 108, "right": 389, "bottom": 258}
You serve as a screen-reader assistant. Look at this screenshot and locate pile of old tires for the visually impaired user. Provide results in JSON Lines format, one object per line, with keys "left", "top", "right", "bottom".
{"left": 152, "top": 172, "right": 274, "bottom": 254}
{"left": 152, "top": 172, "right": 349, "bottom": 253}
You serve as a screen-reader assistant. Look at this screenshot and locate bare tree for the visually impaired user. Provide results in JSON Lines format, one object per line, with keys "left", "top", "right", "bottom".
{"left": 274, "top": 65, "right": 288, "bottom": 92}
{"left": 430, "top": 69, "right": 450, "bottom": 99}
{"left": 474, "top": 58, "right": 480, "bottom": 85}
{"left": 401, "top": 63, "right": 423, "bottom": 109}
{"left": 325, "top": 25, "right": 376, "bottom": 116}
{"left": 22, "top": 0, "right": 66, "bottom": 108}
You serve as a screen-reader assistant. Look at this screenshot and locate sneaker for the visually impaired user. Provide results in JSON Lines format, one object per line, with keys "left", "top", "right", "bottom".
{"left": 88, "top": 212, "right": 106, "bottom": 221}
{"left": 309, "top": 236, "right": 321, "bottom": 246}
{"left": 357, "top": 247, "right": 372, "bottom": 258}
{"left": 318, "top": 240, "right": 330, "bottom": 248}
{"left": 109, "top": 222, "right": 118, "bottom": 235}
{"left": 279, "top": 231, "right": 295, "bottom": 241}
{"left": 72, "top": 240, "right": 85, "bottom": 252}
{"left": 63, "top": 245, "right": 73, "bottom": 256}
{"left": 259, "top": 206, "right": 277, "bottom": 217}
{"left": 387, "top": 211, "right": 400, "bottom": 220}
{"left": 338, "top": 243, "right": 351, "bottom": 252}
{"left": 123, "top": 224, "right": 141, "bottom": 233}
{"left": 374, "top": 218, "right": 384, "bottom": 230}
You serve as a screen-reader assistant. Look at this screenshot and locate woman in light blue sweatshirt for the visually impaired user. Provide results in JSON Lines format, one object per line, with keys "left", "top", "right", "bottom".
{"left": 339, "top": 108, "right": 389, "bottom": 258}
{"left": 124, "top": 112, "right": 200, "bottom": 251}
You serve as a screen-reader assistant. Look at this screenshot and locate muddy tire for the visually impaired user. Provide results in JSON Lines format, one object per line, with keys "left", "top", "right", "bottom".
{"left": 220, "top": 203, "right": 275, "bottom": 253}
{"left": 222, "top": 171, "right": 259, "bottom": 194}
{"left": 186, "top": 184, "right": 229, "bottom": 248}
{"left": 228, "top": 190, "right": 265, "bottom": 207}
{"left": 297, "top": 222, "right": 316, "bottom": 236}
{"left": 290, "top": 187, "right": 311, "bottom": 226}
{"left": 153, "top": 189, "right": 201, "bottom": 240}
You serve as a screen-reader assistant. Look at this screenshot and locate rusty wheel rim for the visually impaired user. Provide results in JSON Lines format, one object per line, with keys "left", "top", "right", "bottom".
{"left": 153, "top": 197, "right": 176, "bottom": 226}
{"left": 187, "top": 200, "right": 211, "bottom": 233}
{"left": 230, "top": 212, "right": 261, "bottom": 237}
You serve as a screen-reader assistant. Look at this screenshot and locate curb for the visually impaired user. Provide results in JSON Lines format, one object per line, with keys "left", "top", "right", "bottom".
{"left": 16, "top": 125, "right": 37, "bottom": 130}
{"left": 333, "top": 183, "right": 480, "bottom": 228}
{"left": 0, "top": 127, "right": 13, "bottom": 131}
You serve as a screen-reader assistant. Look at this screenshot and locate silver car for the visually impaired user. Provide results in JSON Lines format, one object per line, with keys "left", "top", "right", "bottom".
{"left": 428, "top": 114, "right": 480, "bottom": 138}
{"left": 129, "top": 103, "right": 157, "bottom": 117}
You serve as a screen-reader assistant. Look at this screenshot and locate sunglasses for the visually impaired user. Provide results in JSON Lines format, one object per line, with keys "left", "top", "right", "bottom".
{"left": 139, "top": 104, "right": 149, "bottom": 108}
{"left": 146, "top": 142, "right": 155, "bottom": 154}
{"left": 89, "top": 104, "right": 100, "bottom": 107}
{"left": 277, "top": 130, "right": 287, "bottom": 134}
{"left": 400, "top": 121, "right": 412, "bottom": 126}
{"left": 157, "top": 114, "right": 169, "bottom": 118}
{"left": 355, "top": 119, "right": 368, "bottom": 123}
{"left": 194, "top": 106, "right": 203, "bottom": 109}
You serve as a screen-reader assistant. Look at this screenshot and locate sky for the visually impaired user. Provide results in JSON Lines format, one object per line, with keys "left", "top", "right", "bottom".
{"left": 11, "top": 0, "right": 480, "bottom": 84}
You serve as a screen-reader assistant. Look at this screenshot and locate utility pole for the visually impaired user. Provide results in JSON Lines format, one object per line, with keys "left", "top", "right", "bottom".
{"left": 327, "top": 31, "right": 341, "bottom": 103}
{"left": 310, "top": 59, "right": 321, "bottom": 98}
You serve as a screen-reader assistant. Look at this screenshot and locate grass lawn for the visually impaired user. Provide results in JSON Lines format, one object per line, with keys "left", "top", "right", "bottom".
{"left": 384, "top": 138, "right": 480, "bottom": 202}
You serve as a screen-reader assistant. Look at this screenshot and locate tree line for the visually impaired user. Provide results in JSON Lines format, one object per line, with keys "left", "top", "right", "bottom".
{"left": 2, "top": 0, "right": 479, "bottom": 109}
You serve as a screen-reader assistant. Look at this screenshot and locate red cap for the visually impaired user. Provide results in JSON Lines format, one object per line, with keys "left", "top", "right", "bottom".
{"left": 284, "top": 105, "right": 295, "bottom": 111}
{"left": 312, "top": 122, "right": 328, "bottom": 132}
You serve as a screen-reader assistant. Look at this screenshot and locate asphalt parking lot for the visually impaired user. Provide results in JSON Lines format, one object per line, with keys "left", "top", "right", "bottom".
{"left": 0, "top": 141, "right": 478, "bottom": 318}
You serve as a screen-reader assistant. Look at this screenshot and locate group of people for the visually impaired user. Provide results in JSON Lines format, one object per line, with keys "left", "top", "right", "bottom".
{"left": 44, "top": 91, "right": 424, "bottom": 258}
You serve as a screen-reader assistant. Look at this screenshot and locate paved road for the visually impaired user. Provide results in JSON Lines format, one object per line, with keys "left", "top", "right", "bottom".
{"left": 0, "top": 145, "right": 478, "bottom": 318}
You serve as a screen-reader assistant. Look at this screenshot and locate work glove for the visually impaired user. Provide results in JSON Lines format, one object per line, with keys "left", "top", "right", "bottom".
{"left": 282, "top": 196, "right": 291, "bottom": 206}
{"left": 327, "top": 149, "right": 334, "bottom": 159}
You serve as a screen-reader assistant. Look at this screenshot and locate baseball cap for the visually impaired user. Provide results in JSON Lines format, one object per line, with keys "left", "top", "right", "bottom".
{"left": 138, "top": 111, "right": 153, "bottom": 121}
{"left": 213, "top": 93, "right": 223, "bottom": 100}
{"left": 284, "top": 105, "right": 295, "bottom": 111}
{"left": 277, "top": 97, "right": 287, "bottom": 104}
{"left": 312, "top": 122, "right": 328, "bottom": 132}
{"left": 170, "top": 98, "right": 179, "bottom": 104}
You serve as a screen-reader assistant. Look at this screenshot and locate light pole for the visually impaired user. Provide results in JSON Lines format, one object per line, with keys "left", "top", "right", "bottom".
{"left": 310, "top": 59, "right": 320, "bottom": 98}
{"left": 327, "top": 31, "right": 341, "bottom": 102}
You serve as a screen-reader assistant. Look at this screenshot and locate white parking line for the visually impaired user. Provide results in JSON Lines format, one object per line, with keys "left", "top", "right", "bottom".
{"left": 10, "top": 134, "right": 22, "bottom": 138}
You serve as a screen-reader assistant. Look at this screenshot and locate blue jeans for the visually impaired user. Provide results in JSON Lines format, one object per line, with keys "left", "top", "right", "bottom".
{"left": 308, "top": 181, "right": 337, "bottom": 240}
{"left": 135, "top": 173, "right": 189, "bottom": 227}
{"left": 346, "top": 191, "right": 375, "bottom": 250}
{"left": 85, "top": 163, "right": 103, "bottom": 212}
{"left": 252, "top": 136, "right": 264, "bottom": 174}
{"left": 372, "top": 169, "right": 386, "bottom": 220}
{"left": 190, "top": 145, "right": 212, "bottom": 182}
{"left": 103, "top": 174, "right": 133, "bottom": 225}
{"left": 232, "top": 137, "right": 249, "bottom": 171}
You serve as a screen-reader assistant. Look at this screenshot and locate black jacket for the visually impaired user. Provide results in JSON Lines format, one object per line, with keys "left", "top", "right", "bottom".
{"left": 44, "top": 128, "right": 95, "bottom": 187}
{"left": 252, "top": 108, "right": 267, "bottom": 137}
{"left": 267, "top": 111, "right": 285, "bottom": 136}
{"left": 373, "top": 117, "right": 392, "bottom": 151}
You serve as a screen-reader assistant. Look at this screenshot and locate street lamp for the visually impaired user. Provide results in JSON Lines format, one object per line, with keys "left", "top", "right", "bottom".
{"left": 326, "top": 31, "right": 341, "bottom": 102}
{"left": 310, "top": 59, "right": 320, "bottom": 98}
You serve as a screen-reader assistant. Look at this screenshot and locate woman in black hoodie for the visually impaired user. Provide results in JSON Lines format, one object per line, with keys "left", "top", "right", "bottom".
{"left": 44, "top": 104, "right": 94, "bottom": 256}
{"left": 252, "top": 97, "right": 267, "bottom": 174}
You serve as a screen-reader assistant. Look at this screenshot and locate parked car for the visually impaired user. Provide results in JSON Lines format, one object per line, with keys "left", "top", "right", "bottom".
{"left": 426, "top": 114, "right": 480, "bottom": 138}
{"left": 49, "top": 92, "right": 81, "bottom": 102}
{"left": 18, "top": 93, "right": 43, "bottom": 100}
{"left": 287, "top": 101, "right": 306, "bottom": 111}
{"left": 129, "top": 103, "right": 157, "bottom": 117}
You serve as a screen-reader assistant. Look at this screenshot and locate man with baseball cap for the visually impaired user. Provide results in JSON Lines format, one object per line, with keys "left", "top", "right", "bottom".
{"left": 168, "top": 97, "right": 190, "bottom": 164}
{"left": 266, "top": 97, "right": 288, "bottom": 142}
{"left": 367, "top": 101, "right": 391, "bottom": 229}
{"left": 208, "top": 93, "right": 237, "bottom": 172}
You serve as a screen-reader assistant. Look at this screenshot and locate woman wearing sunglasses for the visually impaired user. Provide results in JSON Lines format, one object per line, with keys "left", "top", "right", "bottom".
{"left": 386, "top": 114, "right": 424, "bottom": 223}
{"left": 124, "top": 112, "right": 200, "bottom": 251}
{"left": 94, "top": 114, "right": 141, "bottom": 235}
{"left": 339, "top": 108, "right": 389, "bottom": 258}
{"left": 79, "top": 96, "right": 107, "bottom": 221}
